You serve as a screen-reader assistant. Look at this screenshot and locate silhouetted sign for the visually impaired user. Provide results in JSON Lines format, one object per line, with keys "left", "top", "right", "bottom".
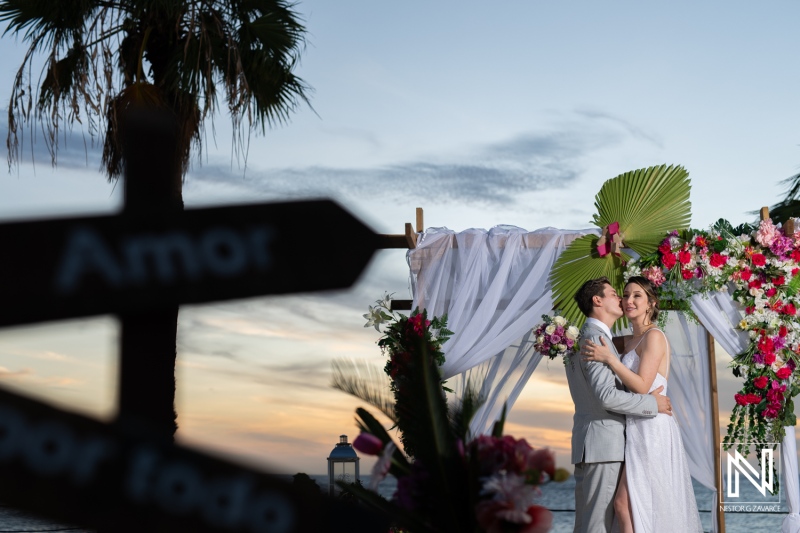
{"left": 0, "top": 385, "right": 387, "bottom": 532}
{"left": 0, "top": 200, "right": 380, "bottom": 326}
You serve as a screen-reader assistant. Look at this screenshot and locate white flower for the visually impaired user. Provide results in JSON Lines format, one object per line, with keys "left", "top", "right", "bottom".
{"left": 565, "top": 326, "right": 580, "bottom": 340}
{"left": 368, "top": 442, "right": 396, "bottom": 491}
{"left": 363, "top": 305, "right": 386, "bottom": 331}
{"left": 536, "top": 335, "right": 545, "bottom": 345}
{"left": 553, "top": 315, "right": 567, "bottom": 327}
{"left": 545, "top": 324, "right": 556, "bottom": 335}
{"left": 557, "top": 343, "right": 567, "bottom": 352}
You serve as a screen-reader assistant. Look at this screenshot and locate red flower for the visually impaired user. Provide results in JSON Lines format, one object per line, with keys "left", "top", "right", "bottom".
{"left": 765, "top": 352, "right": 776, "bottom": 365}
{"left": 745, "top": 393, "right": 763, "bottom": 404}
{"left": 749, "top": 279, "right": 762, "bottom": 289}
{"left": 709, "top": 253, "right": 727, "bottom": 268}
{"left": 658, "top": 242, "right": 673, "bottom": 255}
{"left": 741, "top": 269, "right": 752, "bottom": 281}
{"left": 678, "top": 250, "right": 692, "bottom": 265}
{"left": 754, "top": 376, "right": 769, "bottom": 389}
{"left": 758, "top": 336, "right": 774, "bottom": 355}
{"left": 476, "top": 501, "right": 553, "bottom": 533}
{"left": 681, "top": 269, "right": 694, "bottom": 280}
{"left": 780, "top": 325, "right": 789, "bottom": 337}
{"left": 752, "top": 253, "right": 767, "bottom": 266}
{"left": 735, "top": 393, "right": 747, "bottom": 406}
{"left": 794, "top": 268, "right": 800, "bottom": 276}
{"left": 695, "top": 236, "right": 707, "bottom": 247}
{"left": 784, "top": 303, "right": 797, "bottom": 316}
{"left": 662, "top": 253, "right": 677, "bottom": 269}
{"left": 792, "top": 250, "right": 800, "bottom": 262}
{"left": 773, "top": 276, "right": 786, "bottom": 286}
{"left": 745, "top": 306, "right": 755, "bottom": 315}
{"left": 777, "top": 367, "right": 793, "bottom": 380}
{"left": 766, "top": 288, "right": 777, "bottom": 297}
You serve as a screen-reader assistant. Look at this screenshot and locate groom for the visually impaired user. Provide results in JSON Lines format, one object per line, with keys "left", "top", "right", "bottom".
{"left": 566, "top": 277, "right": 672, "bottom": 533}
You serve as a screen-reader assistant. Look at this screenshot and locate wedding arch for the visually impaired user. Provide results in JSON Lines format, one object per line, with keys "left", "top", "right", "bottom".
{"left": 390, "top": 204, "right": 800, "bottom": 533}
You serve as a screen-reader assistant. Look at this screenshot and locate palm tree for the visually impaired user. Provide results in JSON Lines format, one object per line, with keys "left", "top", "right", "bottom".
{"left": 0, "top": 0, "right": 310, "bottom": 436}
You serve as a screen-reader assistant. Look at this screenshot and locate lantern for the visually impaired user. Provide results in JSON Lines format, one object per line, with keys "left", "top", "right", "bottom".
{"left": 327, "top": 434, "right": 360, "bottom": 496}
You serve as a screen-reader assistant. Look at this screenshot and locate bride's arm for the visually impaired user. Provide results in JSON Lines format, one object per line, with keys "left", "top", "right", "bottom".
{"left": 582, "top": 334, "right": 664, "bottom": 394}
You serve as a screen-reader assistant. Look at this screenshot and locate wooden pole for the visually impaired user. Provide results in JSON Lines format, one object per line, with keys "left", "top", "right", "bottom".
{"left": 416, "top": 207, "right": 424, "bottom": 233}
{"left": 707, "top": 331, "right": 726, "bottom": 533}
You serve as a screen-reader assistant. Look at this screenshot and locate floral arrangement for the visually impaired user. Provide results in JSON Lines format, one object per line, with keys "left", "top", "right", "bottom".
{"left": 622, "top": 218, "right": 800, "bottom": 462}
{"left": 532, "top": 313, "right": 580, "bottom": 361}
{"left": 339, "top": 296, "right": 567, "bottom": 533}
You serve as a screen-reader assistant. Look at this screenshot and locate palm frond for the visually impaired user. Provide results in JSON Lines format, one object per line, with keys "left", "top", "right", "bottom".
{"left": 593, "top": 164, "right": 692, "bottom": 254}
{"left": 331, "top": 359, "right": 396, "bottom": 423}
{"left": 447, "top": 378, "right": 486, "bottom": 443}
{"left": 551, "top": 165, "right": 689, "bottom": 327}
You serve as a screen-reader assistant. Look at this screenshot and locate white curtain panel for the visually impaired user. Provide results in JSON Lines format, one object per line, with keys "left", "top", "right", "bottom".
{"left": 407, "top": 226, "right": 593, "bottom": 435}
{"left": 690, "top": 292, "right": 800, "bottom": 532}
{"left": 662, "top": 312, "right": 719, "bottom": 533}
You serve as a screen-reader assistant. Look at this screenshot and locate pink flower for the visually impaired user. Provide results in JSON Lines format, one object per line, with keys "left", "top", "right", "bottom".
{"left": 353, "top": 432, "right": 384, "bottom": 455}
{"left": 642, "top": 266, "right": 666, "bottom": 287}
{"left": 756, "top": 218, "right": 780, "bottom": 247}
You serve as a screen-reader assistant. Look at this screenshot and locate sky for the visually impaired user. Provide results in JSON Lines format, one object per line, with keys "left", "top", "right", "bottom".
{"left": 0, "top": 1, "right": 799, "bottom": 478}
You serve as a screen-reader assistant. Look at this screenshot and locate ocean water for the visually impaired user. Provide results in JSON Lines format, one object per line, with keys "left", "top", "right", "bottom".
{"left": 0, "top": 475, "right": 788, "bottom": 532}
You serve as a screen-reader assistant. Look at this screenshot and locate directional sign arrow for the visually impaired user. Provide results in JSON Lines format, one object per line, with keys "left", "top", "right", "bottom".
{"left": 0, "top": 199, "right": 381, "bottom": 327}
{"left": 0, "top": 384, "right": 389, "bottom": 532}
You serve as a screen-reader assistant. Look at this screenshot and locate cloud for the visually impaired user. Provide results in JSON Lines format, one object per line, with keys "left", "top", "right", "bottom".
{"left": 186, "top": 114, "right": 648, "bottom": 208}
{"left": 0, "top": 366, "right": 32, "bottom": 378}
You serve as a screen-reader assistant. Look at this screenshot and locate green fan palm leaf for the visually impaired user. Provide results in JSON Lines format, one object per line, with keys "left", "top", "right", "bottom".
{"left": 593, "top": 164, "right": 691, "bottom": 254}
{"left": 551, "top": 164, "right": 691, "bottom": 328}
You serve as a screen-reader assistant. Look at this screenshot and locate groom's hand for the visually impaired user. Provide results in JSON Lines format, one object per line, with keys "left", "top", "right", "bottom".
{"left": 651, "top": 386, "right": 673, "bottom": 415}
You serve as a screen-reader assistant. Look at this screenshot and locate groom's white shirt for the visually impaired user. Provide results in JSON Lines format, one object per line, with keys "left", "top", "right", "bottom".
{"left": 584, "top": 317, "right": 612, "bottom": 344}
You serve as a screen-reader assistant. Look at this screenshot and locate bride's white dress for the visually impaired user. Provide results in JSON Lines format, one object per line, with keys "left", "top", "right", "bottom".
{"left": 621, "top": 331, "right": 703, "bottom": 533}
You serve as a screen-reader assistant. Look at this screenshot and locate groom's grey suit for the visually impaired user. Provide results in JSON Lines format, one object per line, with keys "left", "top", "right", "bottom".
{"left": 566, "top": 318, "right": 657, "bottom": 533}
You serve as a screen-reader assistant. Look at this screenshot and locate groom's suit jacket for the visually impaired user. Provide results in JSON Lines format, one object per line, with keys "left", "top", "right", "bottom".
{"left": 565, "top": 320, "right": 657, "bottom": 464}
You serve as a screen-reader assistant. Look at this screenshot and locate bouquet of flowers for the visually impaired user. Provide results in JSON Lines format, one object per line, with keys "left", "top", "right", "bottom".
{"left": 335, "top": 295, "right": 567, "bottom": 533}
{"left": 532, "top": 313, "right": 580, "bottom": 360}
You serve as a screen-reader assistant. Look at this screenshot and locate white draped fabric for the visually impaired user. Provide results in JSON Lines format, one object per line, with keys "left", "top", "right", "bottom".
{"left": 661, "top": 312, "right": 719, "bottom": 533}
{"left": 407, "top": 226, "right": 594, "bottom": 436}
{"left": 691, "top": 292, "right": 800, "bottom": 533}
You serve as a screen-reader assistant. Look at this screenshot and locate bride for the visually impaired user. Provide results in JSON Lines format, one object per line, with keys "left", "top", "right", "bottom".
{"left": 582, "top": 276, "right": 702, "bottom": 533}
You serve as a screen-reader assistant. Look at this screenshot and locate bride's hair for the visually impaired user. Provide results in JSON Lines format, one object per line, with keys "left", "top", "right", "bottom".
{"left": 625, "top": 276, "right": 660, "bottom": 323}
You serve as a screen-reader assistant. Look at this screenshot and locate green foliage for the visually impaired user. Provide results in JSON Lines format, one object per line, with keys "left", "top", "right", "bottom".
{"left": 0, "top": 0, "right": 310, "bottom": 177}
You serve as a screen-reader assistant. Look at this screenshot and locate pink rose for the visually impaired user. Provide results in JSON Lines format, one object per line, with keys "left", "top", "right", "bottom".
{"left": 756, "top": 218, "right": 779, "bottom": 247}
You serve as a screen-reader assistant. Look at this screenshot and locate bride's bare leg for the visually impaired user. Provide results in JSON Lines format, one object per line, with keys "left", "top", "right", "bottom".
{"left": 615, "top": 465, "right": 634, "bottom": 533}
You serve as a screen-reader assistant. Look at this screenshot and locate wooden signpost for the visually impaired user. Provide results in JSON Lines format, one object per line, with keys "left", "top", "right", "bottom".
{"left": 0, "top": 385, "right": 387, "bottom": 532}
{"left": 0, "top": 199, "right": 381, "bottom": 327}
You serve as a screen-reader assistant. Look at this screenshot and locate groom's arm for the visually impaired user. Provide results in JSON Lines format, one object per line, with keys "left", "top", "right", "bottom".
{"left": 580, "top": 333, "right": 658, "bottom": 417}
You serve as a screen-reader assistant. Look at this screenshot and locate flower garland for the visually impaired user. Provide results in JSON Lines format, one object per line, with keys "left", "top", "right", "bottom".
{"left": 343, "top": 296, "right": 567, "bottom": 533}
{"left": 623, "top": 219, "right": 800, "bottom": 459}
